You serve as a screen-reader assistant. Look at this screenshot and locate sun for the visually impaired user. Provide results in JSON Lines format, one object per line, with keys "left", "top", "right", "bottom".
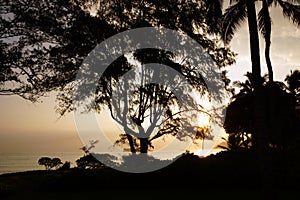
{"left": 193, "top": 149, "right": 211, "bottom": 157}
{"left": 197, "top": 113, "right": 210, "bottom": 127}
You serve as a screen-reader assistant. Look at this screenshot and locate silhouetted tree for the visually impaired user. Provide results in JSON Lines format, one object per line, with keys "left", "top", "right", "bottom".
{"left": 207, "top": 0, "right": 300, "bottom": 83}
{"left": 195, "top": 126, "right": 213, "bottom": 150}
{"left": 1, "top": 0, "right": 234, "bottom": 99}
{"left": 76, "top": 154, "right": 105, "bottom": 169}
{"left": 284, "top": 70, "right": 300, "bottom": 148}
{"left": 94, "top": 50, "right": 220, "bottom": 153}
{"left": 206, "top": 0, "right": 268, "bottom": 157}
{"left": 207, "top": 0, "right": 261, "bottom": 87}
{"left": 38, "top": 157, "right": 52, "bottom": 170}
{"left": 38, "top": 157, "right": 63, "bottom": 170}
{"left": 1, "top": 0, "right": 235, "bottom": 154}
{"left": 0, "top": 0, "right": 116, "bottom": 101}
{"left": 258, "top": 0, "right": 300, "bottom": 83}
{"left": 224, "top": 72, "right": 299, "bottom": 150}
{"left": 50, "top": 158, "right": 63, "bottom": 169}
{"left": 285, "top": 70, "right": 300, "bottom": 101}
{"left": 207, "top": 0, "right": 300, "bottom": 152}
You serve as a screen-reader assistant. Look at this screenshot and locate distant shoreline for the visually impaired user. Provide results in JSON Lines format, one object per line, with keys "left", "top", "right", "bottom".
{"left": 0, "top": 152, "right": 82, "bottom": 175}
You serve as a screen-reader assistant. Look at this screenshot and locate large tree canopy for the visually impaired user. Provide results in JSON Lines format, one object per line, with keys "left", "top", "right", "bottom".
{"left": 0, "top": 0, "right": 235, "bottom": 98}
{"left": 0, "top": 0, "right": 116, "bottom": 100}
{"left": 1, "top": 0, "right": 236, "bottom": 153}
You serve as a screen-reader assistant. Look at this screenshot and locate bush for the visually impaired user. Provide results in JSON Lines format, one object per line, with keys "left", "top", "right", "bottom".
{"left": 58, "top": 161, "right": 71, "bottom": 170}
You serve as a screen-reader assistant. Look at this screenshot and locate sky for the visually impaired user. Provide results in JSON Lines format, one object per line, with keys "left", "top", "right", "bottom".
{"left": 0, "top": 4, "right": 299, "bottom": 154}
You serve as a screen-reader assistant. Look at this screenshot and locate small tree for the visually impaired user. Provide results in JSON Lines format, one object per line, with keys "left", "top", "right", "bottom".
{"left": 38, "top": 157, "right": 63, "bottom": 170}
{"left": 50, "top": 158, "right": 63, "bottom": 169}
{"left": 75, "top": 154, "right": 104, "bottom": 170}
{"left": 38, "top": 157, "right": 52, "bottom": 170}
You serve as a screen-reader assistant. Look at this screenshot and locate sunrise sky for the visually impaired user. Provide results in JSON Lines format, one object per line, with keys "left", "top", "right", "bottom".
{"left": 0, "top": 4, "right": 299, "bottom": 154}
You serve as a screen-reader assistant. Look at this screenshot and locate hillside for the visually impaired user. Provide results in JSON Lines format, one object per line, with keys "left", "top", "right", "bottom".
{"left": 0, "top": 151, "right": 299, "bottom": 200}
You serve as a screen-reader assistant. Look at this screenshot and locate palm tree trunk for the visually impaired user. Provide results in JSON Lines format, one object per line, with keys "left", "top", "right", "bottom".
{"left": 246, "top": 1, "right": 274, "bottom": 196}
{"left": 262, "top": 0, "right": 274, "bottom": 83}
{"left": 265, "top": 40, "right": 273, "bottom": 83}
{"left": 246, "top": 0, "right": 267, "bottom": 149}
{"left": 246, "top": 0, "right": 261, "bottom": 88}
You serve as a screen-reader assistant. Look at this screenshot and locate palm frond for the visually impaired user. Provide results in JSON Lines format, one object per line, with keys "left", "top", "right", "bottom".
{"left": 221, "top": 0, "right": 247, "bottom": 44}
{"left": 278, "top": 0, "right": 300, "bottom": 26}
{"left": 230, "top": 0, "right": 239, "bottom": 4}
{"left": 284, "top": 0, "right": 300, "bottom": 4}
{"left": 217, "top": 137, "right": 230, "bottom": 150}
{"left": 217, "top": 145, "right": 230, "bottom": 150}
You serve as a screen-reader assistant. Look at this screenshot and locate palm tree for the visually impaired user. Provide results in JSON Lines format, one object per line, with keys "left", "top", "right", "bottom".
{"left": 258, "top": 0, "right": 300, "bottom": 83}
{"left": 259, "top": 0, "right": 273, "bottom": 82}
{"left": 196, "top": 126, "right": 213, "bottom": 151}
{"left": 206, "top": 0, "right": 259, "bottom": 84}
{"left": 285, "top": 70, "right": 300, "bottom": 92}
{"left": 205, "top": 0, "right": 300, "bottom": 149}
{"left": 204, "top": 1, "right": 299, "bottom": 195}
{"left": 207, "top": 0, "right": 300, "bottom": 83}
{"left": 205, "top": 0, "right": 263, "bottom": 150}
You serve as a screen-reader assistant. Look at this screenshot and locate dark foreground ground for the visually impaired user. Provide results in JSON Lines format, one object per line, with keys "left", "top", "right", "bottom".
{"left": 0, "top": 151, "right": 299, "bottom": 200}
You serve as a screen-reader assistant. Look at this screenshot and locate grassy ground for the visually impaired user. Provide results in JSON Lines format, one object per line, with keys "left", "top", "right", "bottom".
{"left": 0, "top": 151, "right": 299, "bottom": 200}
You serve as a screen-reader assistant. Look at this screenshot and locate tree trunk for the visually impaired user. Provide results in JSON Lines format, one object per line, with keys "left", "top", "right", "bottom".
{"left": 262, "top": 0, "right": 274, "bottom": 83}
{"left": 246, "top": 0, "right": 269, "bottom": 150}
{"left": 126, "top": 134, "right": 136, "bottom": 154}
{"left": 246, "top": 1, "right": 274, "bottom": 197}
{"left": 139, "top": 138, "right": 148, "bottom": 153}
{"left": 265, "top": 38, "right": 273, "bottom": 83}
{"left": 246, "top": 0, "right": 261, "bottom": 89}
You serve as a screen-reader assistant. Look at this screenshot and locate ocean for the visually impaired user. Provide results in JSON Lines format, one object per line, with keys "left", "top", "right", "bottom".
{"left": 0, "top": 152, "right": 82, "bottom": 175}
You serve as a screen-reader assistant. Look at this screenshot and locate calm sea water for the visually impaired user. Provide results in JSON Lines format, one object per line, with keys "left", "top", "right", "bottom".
{"left": 0, "top": 152, "right": 82, "bottom": 175}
